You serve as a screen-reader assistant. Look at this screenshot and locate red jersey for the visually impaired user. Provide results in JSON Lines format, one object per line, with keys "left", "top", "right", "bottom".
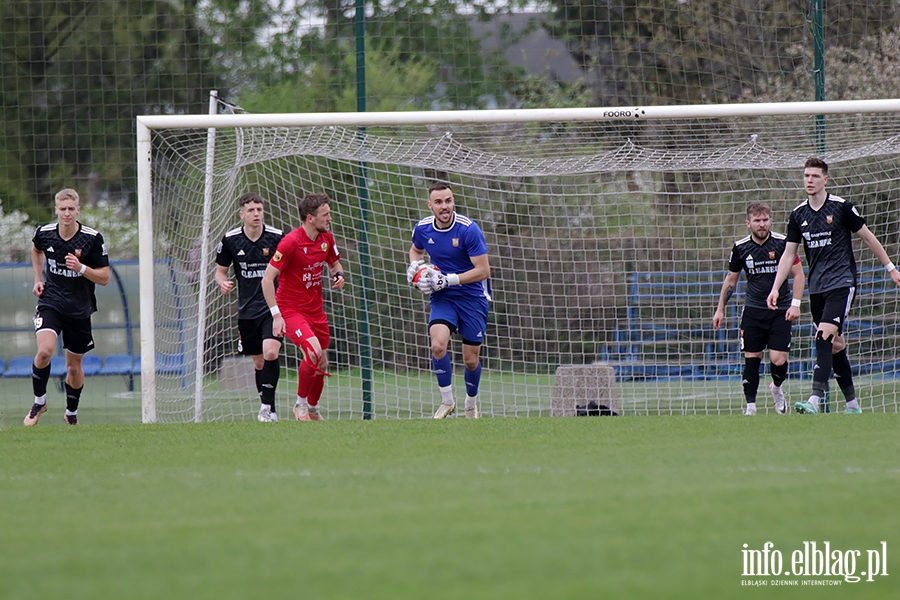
{"left": 270, "top": 227, "right": 340, "bottom": 315}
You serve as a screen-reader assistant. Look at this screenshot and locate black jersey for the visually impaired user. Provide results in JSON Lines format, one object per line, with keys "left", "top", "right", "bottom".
{"left": 786, "top": 194, "right": 865, "bottom": 294}
{"left": 728, "top": 231, "right": 793, "bottom": 310}
{"left": 215, "top": 224, "right": 284, "bottom": 319}
{"left": 33, "top": 222, "right": 109, "bottom": 319}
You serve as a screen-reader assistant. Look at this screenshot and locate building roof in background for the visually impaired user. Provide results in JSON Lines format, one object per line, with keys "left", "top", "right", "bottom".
{"left": 468, "top": 13, "right": 584, "bottom": 85}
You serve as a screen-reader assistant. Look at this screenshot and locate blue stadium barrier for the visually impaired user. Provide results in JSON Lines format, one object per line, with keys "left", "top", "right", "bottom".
{"left": 49, "top": 356, "right": 67, "bottom": 378}
{"left": 100, "top": 354, "right": 134, "bottom": 375}
{"left": 156, "top": 353, "right": 186, "bottom": 375}
{"left": 98, "top": 353, "right": 136, "bottom": 392}
{"left": 1, "top": 259, "right": 140, "bottom": 380}
{"left": 4, "top": 356, "right": 33, "bottom": 377}
{"left": 601, "top": 268, "right": 900, "bottom": 382}
{"left": 82, "top": 354, "right": 102, "bottom": 376}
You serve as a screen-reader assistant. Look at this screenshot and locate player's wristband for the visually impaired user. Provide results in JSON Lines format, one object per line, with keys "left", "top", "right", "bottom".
{"left": 333, "top": 271, "right": 344, "bottom": 281}
{"left": 447, "top": 274, "right": 461, "bottom": 286}
{"left": 79, "top": 264, "right": 87, "bottom": 275}
{"left": 269, "top": 305, "right": 281, "bottom": 317}
{"left": 886, "top": 261, "right": 896, "bottom": 273}
{"left": 791, "top": 298, "right": 801, "bottom": 308}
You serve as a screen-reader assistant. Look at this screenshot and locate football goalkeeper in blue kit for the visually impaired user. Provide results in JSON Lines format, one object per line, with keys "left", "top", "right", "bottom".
{"left": 407, "top": 182, "right": 492, "bottom": 419}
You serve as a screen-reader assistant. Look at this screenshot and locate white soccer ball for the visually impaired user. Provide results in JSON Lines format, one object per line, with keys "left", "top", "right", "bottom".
{"left": 411, "top": 264, "right": 440, "bottom": 293}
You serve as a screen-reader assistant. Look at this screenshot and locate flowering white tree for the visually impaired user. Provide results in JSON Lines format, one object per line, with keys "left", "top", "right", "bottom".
{"left": 0, "top": 203, "right": 34, "bottom": 263}
{"left": 0, "top": 199, "right": 138, "bottom": 263}
{"left": 747, "top": 27, "right": 900, "bottom": 102}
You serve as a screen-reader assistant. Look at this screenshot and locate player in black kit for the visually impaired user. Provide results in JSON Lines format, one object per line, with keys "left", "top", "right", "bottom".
{"left": 25, "top": 188, "right": 110, "bottom": 426}
{"left": 768, "top": 157, "right": 900, "bottom": 414}
{"left": 215, "top": 192, "right": 285, "bottom": 422}
{"left": 713, "top": 202, "right": 805, "bottom": 415}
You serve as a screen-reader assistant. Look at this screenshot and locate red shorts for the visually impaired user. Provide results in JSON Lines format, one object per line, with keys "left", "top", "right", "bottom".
{"left": 283, "top": 311, "right": 330, "bottom": 351}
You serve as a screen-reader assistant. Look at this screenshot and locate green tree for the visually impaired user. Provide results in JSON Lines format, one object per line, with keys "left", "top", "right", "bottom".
{"left": 0, "top": 0, "right": 219, "bottom": 217}
{"left": 544, "top": 0, "right": 898, "bottom": 107}
{"left": 236, "top": 43, "right": 441, "bottom": 113}
{"left": 223, "top": 0, "right": 535, "bottom": 111}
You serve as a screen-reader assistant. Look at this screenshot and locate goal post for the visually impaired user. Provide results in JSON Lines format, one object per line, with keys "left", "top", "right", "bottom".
{"left": 137, "top": 98, "right": 900, "bottom": 423}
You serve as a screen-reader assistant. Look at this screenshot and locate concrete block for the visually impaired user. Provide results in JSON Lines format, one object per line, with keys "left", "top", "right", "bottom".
{"left": 550, "top": 364, "right": 618, "bottom": 417}
{"left": 220, "top": 356, "right": 256, "bottom": 391}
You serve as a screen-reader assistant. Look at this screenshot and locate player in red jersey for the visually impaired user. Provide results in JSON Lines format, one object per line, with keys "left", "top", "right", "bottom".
{"left": 262, "top": 193, "right": 345, "bottom": 421}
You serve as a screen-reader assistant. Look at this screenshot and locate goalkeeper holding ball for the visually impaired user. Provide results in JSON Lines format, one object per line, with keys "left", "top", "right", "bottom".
{"left": 407, "top": 183, "right": 491, "bottom": 419}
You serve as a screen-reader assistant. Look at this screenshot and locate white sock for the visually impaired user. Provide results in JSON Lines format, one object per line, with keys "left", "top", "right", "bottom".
{"left": 65, "top": 409, "right": 78, "bottom": 416}
{"left": 295, "top": 397, "right": 309, "bottom": 409}
{"left": 808, "top": 395, "right": 821, "bottom": 410}
{"left": 846, "top": 399, "right": 860, "bottom": 410}
{"left": 439, "top": 385, "right": 454, "bottom": 405}
{"left": 465, "top": 396, "right": 477, "bottom": 410}
{"left": 744, "top": 403, "right": 756, "bottom": 415}
{"left": 34, "top": 395, "right": 47, "bottom": 405}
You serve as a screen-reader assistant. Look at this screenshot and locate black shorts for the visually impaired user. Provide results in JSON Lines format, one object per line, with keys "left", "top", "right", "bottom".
{"left": 237, "top": 313, "right": 281, "bottom": 356}
{"left": 33, "top": 307, "right": 95, "bottom": 354}
{"left": 740, "top": 306, "right": 792, "bottom": 353}
{"left": 809, "top": 287, "right": 856, "bottom": 335}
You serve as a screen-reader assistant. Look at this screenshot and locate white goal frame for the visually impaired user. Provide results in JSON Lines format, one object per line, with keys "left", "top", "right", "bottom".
{"left": 136, "top": 98, "right": 900, "bottom": 423}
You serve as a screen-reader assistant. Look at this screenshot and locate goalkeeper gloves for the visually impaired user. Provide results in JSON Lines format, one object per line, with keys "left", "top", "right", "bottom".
{"left": 416, "top": 274, "right": 434, "bottom": 294}
{"left": 429, "top": 272, "right": 460, "bottom": 292}
{"left": 406, "top": 260, "right": 424, "bottom": 284}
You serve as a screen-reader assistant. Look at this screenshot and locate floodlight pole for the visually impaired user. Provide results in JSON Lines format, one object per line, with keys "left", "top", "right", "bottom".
{"left": 813, "top": 0, "right": 827, "bottom": 156}
{"left": 356, "top": 0, "right": 374, "bottom": 420}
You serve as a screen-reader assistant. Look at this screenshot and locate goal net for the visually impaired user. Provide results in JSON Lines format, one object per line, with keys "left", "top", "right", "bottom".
{"left": 137, "top": 100, "right": 900, "bottom": 422}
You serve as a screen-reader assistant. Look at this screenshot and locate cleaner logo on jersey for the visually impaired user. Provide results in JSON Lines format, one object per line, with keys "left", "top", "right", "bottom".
{"left": 452, "top": 238, "right": 459, "bottom": 247}
{"left": 826, "top": 215, "right": 833, "bottom": 224}
{"left": 273, "top": 251, "right": 283, "bottom": 262}
{"left": 75, "top": 249, "right": 82, "bottom": 257}
{"left": 263, "top": 248, "right": 270, "bottom": 256}
{"left": 769, "top": 251, "right": 776, "bottom": 260}
{"left": 321, "top": 242, "right": 329, "bottom": 252}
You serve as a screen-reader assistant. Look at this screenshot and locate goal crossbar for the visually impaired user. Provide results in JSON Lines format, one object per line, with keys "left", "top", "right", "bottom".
{"left": 137, "top": 99, "right": 900, "bottom": 131}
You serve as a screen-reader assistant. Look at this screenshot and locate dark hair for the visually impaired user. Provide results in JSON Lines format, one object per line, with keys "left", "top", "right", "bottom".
{"left": 238, "top": 192, "right": 264, "bottom": 208}
{"left": 428, "top": 182, "right": 452, "bottom": 195}
{"left": 746, "top": 202, "right": 771, "bottom": 219}
{"left": 804, "top": 157, "right": 828, "bottom": 174}
{"left": 299, "top": 192, "right": 331, "bottom": 221}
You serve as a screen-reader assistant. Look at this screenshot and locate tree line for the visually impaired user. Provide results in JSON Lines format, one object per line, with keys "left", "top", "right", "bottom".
{"left": 2, "top": 0, "right": 900, "bottom": 222}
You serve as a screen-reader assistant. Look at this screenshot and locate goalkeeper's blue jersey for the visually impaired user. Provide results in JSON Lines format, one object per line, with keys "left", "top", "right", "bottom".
{"left": 411, "top": 212, "right": 491, "bottom": 301}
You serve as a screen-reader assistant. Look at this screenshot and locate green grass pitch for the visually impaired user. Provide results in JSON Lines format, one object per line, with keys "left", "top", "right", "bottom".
{"left": 4, "top": 370, "right": 900, "bottom": 423}
{"left": 1, "top": 415, "right": 898, "bottom": 599}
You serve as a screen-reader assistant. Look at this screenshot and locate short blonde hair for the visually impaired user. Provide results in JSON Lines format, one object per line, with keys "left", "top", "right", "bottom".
{"left": 55, "top": 189, "right": 80, "bottom": 204}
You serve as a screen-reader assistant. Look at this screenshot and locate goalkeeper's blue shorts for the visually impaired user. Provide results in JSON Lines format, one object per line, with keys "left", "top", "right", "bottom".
{"left": 428, "top": 293, "right": 489, "bottom": 346}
